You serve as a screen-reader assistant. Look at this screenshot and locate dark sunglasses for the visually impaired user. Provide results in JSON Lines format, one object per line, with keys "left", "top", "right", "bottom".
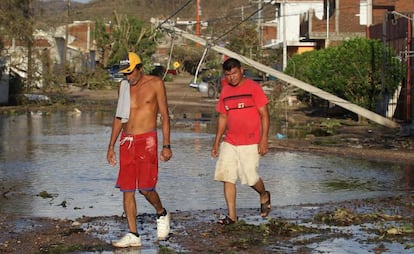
{"left": 123, "top": 70, "right": 134, "bottom": 76}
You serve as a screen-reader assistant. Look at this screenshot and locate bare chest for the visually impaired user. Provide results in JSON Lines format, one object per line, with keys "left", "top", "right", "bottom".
{"left": 129, "top": 85, "right": 156, "bottom": 108}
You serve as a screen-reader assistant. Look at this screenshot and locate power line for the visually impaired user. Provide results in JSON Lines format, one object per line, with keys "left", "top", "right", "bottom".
{"left": 212, "top": 1, "right": 276, "bottom": 44}
{"left": 156, "top": 0, "right": 195, "bottom": 30}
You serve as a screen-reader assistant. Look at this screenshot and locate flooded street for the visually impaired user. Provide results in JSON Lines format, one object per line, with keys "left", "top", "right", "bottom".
{"left": 1, "top": 111, "right": 412, "bottom": 219}
{"left": 1, "top": 111, "right": 413, "bottom": 253}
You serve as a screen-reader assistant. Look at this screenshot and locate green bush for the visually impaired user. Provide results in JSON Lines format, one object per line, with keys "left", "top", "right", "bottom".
{"left": 285, "top": 37, "right": 403, "bottom": 111}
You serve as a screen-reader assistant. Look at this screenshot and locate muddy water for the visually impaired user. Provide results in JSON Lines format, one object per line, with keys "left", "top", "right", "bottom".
{"left": 0, "top": 111, "right": 413, "bottom": 221}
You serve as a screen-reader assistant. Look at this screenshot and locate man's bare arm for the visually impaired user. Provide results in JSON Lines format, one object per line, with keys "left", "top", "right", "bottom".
{"left": 156, "top": 78, "right": 172, "bottom": 161}
{"left": 258, "top": 105, "right": 269, "bottom": 156}
{"left": 107, "top": 117, "right": 123, "bottom": 166}
{"left": 211, "top": 113, "right": 227, "bottom": 158}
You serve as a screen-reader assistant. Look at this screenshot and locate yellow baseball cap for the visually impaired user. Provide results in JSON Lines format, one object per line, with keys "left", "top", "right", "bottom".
{"left": 119, "top": 52, "right": 142, "bottom": 73}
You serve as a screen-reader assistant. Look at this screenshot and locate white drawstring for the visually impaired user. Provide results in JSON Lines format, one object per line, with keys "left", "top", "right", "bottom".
{"left": 120, "top": 136, "right": 133, "bottom": 149}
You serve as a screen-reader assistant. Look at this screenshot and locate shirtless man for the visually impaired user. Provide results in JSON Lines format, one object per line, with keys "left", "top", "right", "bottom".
{"left": 106, "top": 52, "right": 172, "bottom": 247}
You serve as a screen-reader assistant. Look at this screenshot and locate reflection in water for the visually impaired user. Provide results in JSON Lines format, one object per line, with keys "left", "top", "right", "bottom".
{"left": 403, "top": 164, "right": 414, "bottom": 192}
{"left": 0, "top": 112, "right": 413, "bottom": 220}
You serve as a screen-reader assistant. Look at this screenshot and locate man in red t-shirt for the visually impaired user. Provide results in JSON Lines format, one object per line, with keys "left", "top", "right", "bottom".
{"left": 211, "top": 58, "right": 271, "bottom": 225}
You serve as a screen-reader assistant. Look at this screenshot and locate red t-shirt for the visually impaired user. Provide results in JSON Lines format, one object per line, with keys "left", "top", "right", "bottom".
{"left": 216, "top": 79, "right": 268, "bottom": 145}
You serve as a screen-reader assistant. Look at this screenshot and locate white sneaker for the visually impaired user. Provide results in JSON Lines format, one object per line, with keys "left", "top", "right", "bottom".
{"left": 156, "top": 211, "right": 170, "bottom": 240}
{"left": 112, "top": 233, "right": 142, "bottom": 248}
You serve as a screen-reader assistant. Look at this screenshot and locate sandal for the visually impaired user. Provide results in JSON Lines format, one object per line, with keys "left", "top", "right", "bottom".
{"left": 260, "top": 191, "right": 271, "bottom": 218}
{"left": 217, "top": 215, "right": 236, "bottom": 225}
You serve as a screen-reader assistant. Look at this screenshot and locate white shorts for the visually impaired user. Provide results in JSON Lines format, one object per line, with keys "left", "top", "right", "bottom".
{"left": 214, "top": 142, "right": 260, "bottom": 186}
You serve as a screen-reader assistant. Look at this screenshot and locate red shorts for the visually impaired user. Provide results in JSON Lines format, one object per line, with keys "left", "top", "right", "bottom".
{"left": 116, "top": 130, "right": 158, "bottom": 192}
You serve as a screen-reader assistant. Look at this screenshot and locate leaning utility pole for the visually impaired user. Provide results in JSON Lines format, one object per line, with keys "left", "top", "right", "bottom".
{"left": 158, "top": 23, "right": 399, "bottom": 128}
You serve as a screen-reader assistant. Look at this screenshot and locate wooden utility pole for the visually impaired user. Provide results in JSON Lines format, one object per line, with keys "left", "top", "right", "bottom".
{"left": 196, "top": 0, "right": 201, "bottom": 37}
{"left": 196, "top": 0, "right": 201, "bottom": 47}
{"left": 282, "top": 0, "right": 287, "bottom": 70}
{"left": 258, "top": 0, "right": 262, "bottom": 48}
{"left": 63, "top": 0, "right": 71, "bottom": 75}
{"left": 26, "top": 0, "right": 34, "bottom": 90}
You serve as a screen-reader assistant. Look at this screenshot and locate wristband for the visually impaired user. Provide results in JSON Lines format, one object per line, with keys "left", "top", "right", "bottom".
{"left": 163, "top": 144, "right": 171, "bottom": 149}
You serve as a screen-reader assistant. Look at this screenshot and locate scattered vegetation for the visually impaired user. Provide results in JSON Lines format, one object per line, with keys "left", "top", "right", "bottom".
{"left": 37, "top": 190, "right": 53, "bottom": 199}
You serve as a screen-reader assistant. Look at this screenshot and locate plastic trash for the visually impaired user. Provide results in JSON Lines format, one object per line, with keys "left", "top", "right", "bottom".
{"left": 276, "top": 133, "right": 286, "bottom": 139}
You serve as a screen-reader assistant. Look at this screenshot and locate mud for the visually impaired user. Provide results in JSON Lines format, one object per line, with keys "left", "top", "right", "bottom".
{"left": 1, "top": 194, "right": 413, "bottom": 253}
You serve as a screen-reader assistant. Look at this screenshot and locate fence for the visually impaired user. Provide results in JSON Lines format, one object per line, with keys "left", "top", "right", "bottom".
{"left": 369, "top": 12, "right": 413, "bottom": 123}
